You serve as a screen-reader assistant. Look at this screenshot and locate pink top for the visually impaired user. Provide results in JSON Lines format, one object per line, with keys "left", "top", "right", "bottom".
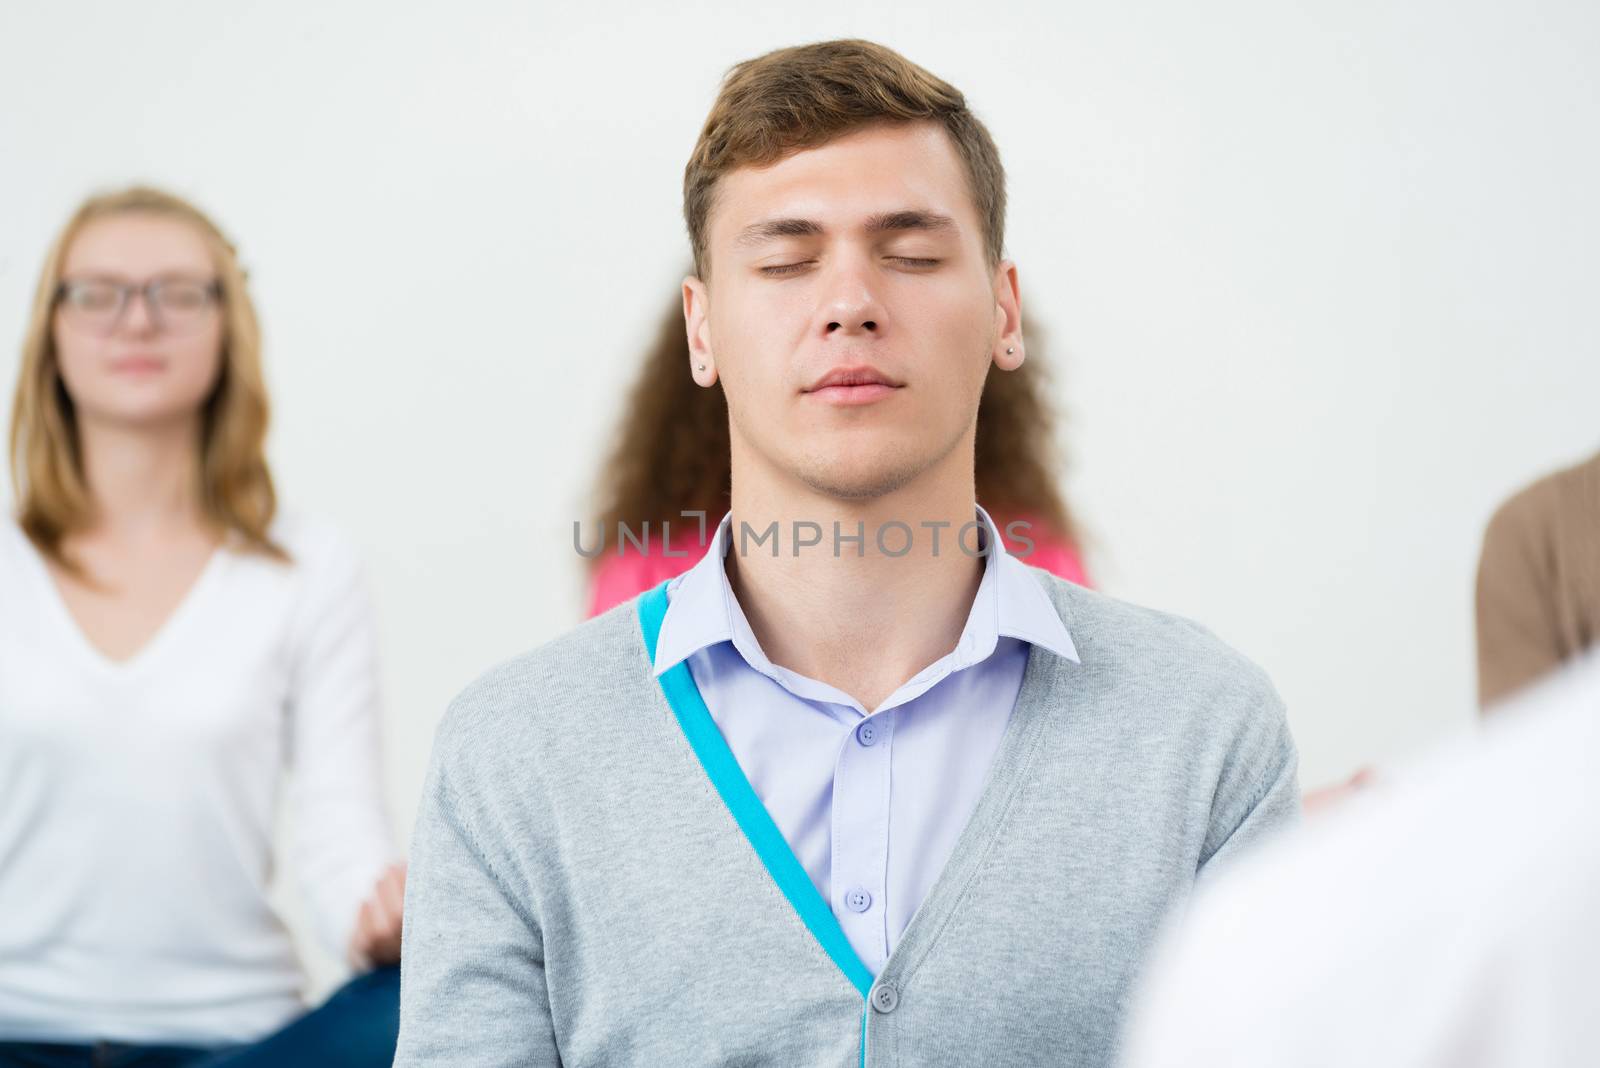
{"left": 586, "top": 513, "right": 1090, "bottom": 619}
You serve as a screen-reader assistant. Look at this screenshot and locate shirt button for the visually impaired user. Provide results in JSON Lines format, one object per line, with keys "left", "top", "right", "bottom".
{"left": 856, "top": 720, "right": 880, "bottom": 747}
{"left": 844, "top": 887, "right": 872, "bottom": 913}
{"left": 870, "top": 982, "right": 899, "bottom": 1014}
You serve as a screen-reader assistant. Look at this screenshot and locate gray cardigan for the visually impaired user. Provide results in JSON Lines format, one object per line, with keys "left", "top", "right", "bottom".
{"left": 395, "top": 570, "right": 1300, "bottom": 1067}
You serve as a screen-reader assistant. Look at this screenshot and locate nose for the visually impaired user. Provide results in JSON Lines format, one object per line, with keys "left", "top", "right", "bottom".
{"left": 819, "top": 257, "right": 884, "bottom": 338}
{"left": 116, "top": 289, "right": 159, "bottom": 336}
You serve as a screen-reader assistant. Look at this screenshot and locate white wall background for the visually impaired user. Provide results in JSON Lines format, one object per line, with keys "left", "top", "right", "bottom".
{"left": 3, "top": 0, "right": 1597, "bottom": 993}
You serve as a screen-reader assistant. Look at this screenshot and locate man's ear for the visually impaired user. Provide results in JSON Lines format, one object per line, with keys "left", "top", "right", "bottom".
{"left": 683, "top": 276, "right": 719, "bottom": 386}
{"left": 992, "top": 260, "right": 1024, "bottom": 371}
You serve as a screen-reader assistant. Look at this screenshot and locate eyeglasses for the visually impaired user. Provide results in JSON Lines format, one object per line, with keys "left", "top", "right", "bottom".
{"left": 54, "top": 277, "right": 222, "bottom": 336}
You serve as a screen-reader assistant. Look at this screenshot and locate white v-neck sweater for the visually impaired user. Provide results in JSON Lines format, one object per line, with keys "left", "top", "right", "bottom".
{"left": 0, "top": 514, "right": 396, "bottom": 1045}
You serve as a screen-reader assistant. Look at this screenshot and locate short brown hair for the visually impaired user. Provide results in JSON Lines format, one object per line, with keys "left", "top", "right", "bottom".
{"left": 684, "top": 39, "right": 1007, "bottom": 278}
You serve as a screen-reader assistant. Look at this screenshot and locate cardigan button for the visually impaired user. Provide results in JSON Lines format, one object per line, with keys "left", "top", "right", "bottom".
{"left": 870, "top": 982, "right": 899, "bottom": 1014}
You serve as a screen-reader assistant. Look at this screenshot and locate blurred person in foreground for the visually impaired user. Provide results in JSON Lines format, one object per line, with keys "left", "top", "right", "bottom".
{"left": 397, "top": 40, "right": 1299, "bottom": 1067}
{"left": 1120, "top": 652, "right": 1600, "bottom": 1068}
{"left": 0, "top": 187, "right": 403, "bottom": 1067}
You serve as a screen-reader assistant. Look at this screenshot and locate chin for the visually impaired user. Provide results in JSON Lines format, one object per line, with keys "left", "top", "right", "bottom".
{"left": 77, "top": 395, "right": 211, "bottom": 431}
{"left": 793, "top": 449, "right": 929, "bottom": 501}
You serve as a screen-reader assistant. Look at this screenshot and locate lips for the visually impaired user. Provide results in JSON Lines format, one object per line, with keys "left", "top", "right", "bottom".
{"left": 109, "top": 355, "right": 166, "bottom": 374}
{"left": 803, "top": 365, "right": 904, "bottom": 407}
{"left": 806, "top": 365, "right": 901, "bottom": 392}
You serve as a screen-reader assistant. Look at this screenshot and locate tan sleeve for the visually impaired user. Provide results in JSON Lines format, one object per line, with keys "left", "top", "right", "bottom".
{"left": 1475, "top": 485, "right": 1563, "bottom": 709}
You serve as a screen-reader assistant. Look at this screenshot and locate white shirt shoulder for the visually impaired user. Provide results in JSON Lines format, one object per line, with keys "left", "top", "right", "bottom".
{"left": 1120, "top": 655, "right": 1600, "bottom": 1068}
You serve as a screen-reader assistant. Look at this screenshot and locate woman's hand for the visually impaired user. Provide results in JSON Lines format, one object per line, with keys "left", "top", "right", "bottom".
{"left": 348, "top": 861, "right": 407, "bottom": 969}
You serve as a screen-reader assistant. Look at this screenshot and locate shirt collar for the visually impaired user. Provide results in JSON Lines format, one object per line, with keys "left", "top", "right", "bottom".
{"left": 649, "top": 512, "right": 742, "bottom": 677}
{"left": 651, "top": 504, "right": 1079, "bottom": 679}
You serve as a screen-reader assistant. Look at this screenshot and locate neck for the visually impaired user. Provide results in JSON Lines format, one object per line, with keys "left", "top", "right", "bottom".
{"left": 75, "top": 414, "right": 207, "bottom": 541}
{"left": 724, "top": 440, "right": 984, "bottom": 712}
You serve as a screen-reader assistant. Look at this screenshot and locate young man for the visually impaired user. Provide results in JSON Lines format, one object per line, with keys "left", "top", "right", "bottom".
{"left": 396, "top": 40, "right": 1299, "bottom": 1068}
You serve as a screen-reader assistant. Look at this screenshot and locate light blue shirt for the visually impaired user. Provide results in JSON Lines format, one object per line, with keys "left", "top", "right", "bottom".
{"left": 652, "top": 506, "right": 1078, "bottom": 974}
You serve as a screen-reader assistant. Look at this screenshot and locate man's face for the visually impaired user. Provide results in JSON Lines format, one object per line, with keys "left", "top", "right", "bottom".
{"left": 686, "top": 121, "right": 1021, "bottom": 502}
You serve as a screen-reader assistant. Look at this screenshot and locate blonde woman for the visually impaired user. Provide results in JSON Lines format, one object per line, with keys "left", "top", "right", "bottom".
{"left": 0, "top": 188, "right": 402, "bottom": 1067}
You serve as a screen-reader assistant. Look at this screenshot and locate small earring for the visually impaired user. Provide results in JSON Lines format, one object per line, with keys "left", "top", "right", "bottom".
{"left": 1006, "top": 347, "right": 1015, "bottom": 355}
{"left": 697, "top": 363, "right": 706, "bottom": 371}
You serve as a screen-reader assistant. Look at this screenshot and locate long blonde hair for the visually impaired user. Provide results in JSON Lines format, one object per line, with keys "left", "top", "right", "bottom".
{"left": 7, "top": 186, "right": 285, "bottom": 570}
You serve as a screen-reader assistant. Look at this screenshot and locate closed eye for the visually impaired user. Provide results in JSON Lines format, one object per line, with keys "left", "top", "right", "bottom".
{"left": 759, "top": 261, "right": 815, "bottom": 277}
{"left": 889, "top": 257, "right": 941, "bottom": 269}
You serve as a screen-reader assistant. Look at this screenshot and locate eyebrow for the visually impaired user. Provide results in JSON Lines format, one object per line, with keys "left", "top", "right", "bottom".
{"left": 733, "top": 210, "right": 958, "bottom": 249}
{"left": 864, "top": 210, "right": 957, "bottom": 237}
{"left": 734, "top": 217, "right": 824, "bottom": 248}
